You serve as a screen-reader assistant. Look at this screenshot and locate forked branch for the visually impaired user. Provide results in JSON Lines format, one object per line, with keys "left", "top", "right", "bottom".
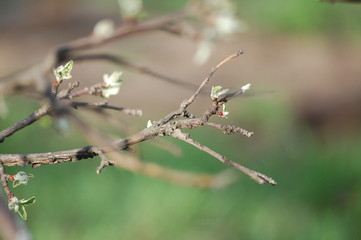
{"left": 0, "top": 51, "right": 277, "bottom": 186}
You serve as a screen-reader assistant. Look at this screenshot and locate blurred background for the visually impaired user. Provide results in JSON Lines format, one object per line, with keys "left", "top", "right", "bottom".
{"left": 1, "top": 0, "right": 361, "bottom": 239}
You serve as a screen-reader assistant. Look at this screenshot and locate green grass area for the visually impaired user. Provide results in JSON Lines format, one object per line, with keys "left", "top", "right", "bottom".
{"left": 1, "top": 96, "right": 361, "bottom": 240}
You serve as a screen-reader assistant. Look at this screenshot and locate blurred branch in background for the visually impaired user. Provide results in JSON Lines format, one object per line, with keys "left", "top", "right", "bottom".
{"left": 0, "top": 196, "right": 32, "bottom": 240}
{"left": 0, "top": 0, "right": 275, "bottom": 225}
{"left": 1, "top": 0, "right": 361, "bottom": 239}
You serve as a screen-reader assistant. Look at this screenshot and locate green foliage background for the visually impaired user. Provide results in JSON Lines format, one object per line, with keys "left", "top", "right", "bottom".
{"left": 1, "top": 1, "right": 361, "bottom": 239}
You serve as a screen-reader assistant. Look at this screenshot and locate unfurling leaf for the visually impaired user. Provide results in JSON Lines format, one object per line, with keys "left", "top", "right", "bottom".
{"left": 211, "top": 86, "right": 229, "bottom": 100}
{"left": 17, "top": 205, "right": 27, "bottom": 220}
{"left": 53, "top": 60, "right": 74, "bottom": 83}
{"left": 12, "top": 171, "right": 34, "bottom": 188}
{"left": 19, "top": 196, "right": 36, "bottom": 206}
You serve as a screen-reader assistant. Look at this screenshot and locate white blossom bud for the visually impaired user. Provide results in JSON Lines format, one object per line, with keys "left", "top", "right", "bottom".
{"left": 118, "top": 0, "right": 143, "bottom": 18}
{"left": 102, "top": 71, "right": 123, "bottom": 98}
{"left": 93, "top": 19, "right": 115, "bottom": 40}
{"left": 8, "top": 196, "right": 19, "bottom": 211}
{"left": 241, "top": 83, "right": 251, "bottom": 93}
{"left": 147, "top": 120, "right": 152, "bottom": 128}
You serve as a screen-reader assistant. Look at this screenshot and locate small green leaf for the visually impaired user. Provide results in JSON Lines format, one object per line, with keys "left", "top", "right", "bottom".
{"left": 17, "top": 205, "right": 27, "bottom": 220}
{"left": 218, "top": 88, "right": 230, "bottom": 96}
{"left": 211, "top": 86, "right": 229, "bottom": 100}
{"left": 53, "top": 60, "right": 74, "bottom": 83}
{"left": 13, "top": 180, "right": 20, "bottom": 188}
{"left": 64, "top": 60, "right": 74, "bottom": 73}
{"left": 19, "top": 196, "right": 36, "bottom": 206}
{"left": 13, "top": 171, "right": 34, "bottom": 187}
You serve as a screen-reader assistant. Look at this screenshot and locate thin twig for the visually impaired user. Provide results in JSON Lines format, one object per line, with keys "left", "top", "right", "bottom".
{"left": 149, "top": 139, "right": 183, "bottom": 157}
{"left": 203, "top": 122, "right": 253, "bottom": 137}
{"left": 70, "top": 101, "right": 143, "bottom": 116}
{"left": 155, "top": 50, "right": 244, "bottom": 126}
{"left": 0, "top": 50, "right": 277, "bottom": 186}
{"left": 66, "top": 11, "right": 187, "bottom": 51}
{"left": 0, "top": 104, "right": 51, "bottom": 143}
{"left": 171, "top": 129, "right": 276, "bottom": 185}
{"left": 110, "top": 152, "right": 238, "bottom": 189}
{"left": 72, "top": 54, "right": 199, "bottom": 90}
{"left": 0, "top": 118, "right": 235, "bottom": 165}
{"left": 182, "top": 50, "right": 245, "bottom": 108}
{"left": 0, "top": 12, "right": 188, "bottom": 98}
{"left": 0, "top": 163, "right": 12, "bottom": 199}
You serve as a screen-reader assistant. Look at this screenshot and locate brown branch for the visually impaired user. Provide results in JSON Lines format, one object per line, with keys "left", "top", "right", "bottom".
{"left": 0, "top": 51, "right": 277, "bottom": 186}
{"left": 93, "top": 148, "right": 114, "bottom": 175}
{"left": 0, "top": 116, "right": 275, "bottom": 185}
{"left": 70, "top": 101, "right": 143, "bottom": 116}
{"left": 149, "top": 139, "right": 183, "bottom": 157}
{"left": 203, "top": 122, "right": 253, "bottom": 137}
{"left": 0, "top": 129, "right": 149, "bottom": 167}
{"left": 0, "top": 104, "right": 51, "bottom": 143}
{"left": 110, "top": 152, "right": 238, "bottom": 189}
{"left": 0, "top": 196, "right": 21, "bottom": 240}
{"left": 0, "top": 118, "right": 226, "bottom": 165}
{"left": 155, "top": 51, "right": 244, "bottom": 126}
{"left": 72, "top": 54, "right": 199, "bottom": 90}
{"left": 0, "top": 11, "right": 188, "bottom": 98}
{"left": 182, "top": 50, "right": 245, "bottom": 108}
{"left": 65, "top": 11, "right": 187, "bottom": 52}
{"left": 0, "top": 163, "right": 12, "bottom": 199}
{"left": 171, "top": 129, "right": 276, "bottom": 185}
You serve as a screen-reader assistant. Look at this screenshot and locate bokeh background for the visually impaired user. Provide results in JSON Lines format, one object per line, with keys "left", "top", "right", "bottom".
{"left": 1, "top": 0, "right": 361, "bottom": 239}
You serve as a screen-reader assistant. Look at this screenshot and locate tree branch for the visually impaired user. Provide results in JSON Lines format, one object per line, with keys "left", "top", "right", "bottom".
{"left": 110, "top": 152, "right": 238, "bottom": 189}
{"left": 0, "top": 163, "right": 12, "bottom": 199}
{"left": 0, "top": 50, "right": 277, "bottom": 186}
{"left": 171, "top": 129, "right": 276, "bottom": 185}
{"left": 0, "top": 104, "right": 51, "bottom": 143}
{"left": 182, "top": 50, "right": 245, "bottom": 108}
{"left": 70, "top": 101, "right": 143, "bottom": 116}
{"left": 154, "top": 50, "right": 245, "bottom": 126}
{"left": 0, "top": 11, "right": 188, "bottom": 98}
{"left": 203, "top": 122, "right": 253, "bottom": 137}
{"left": 72, "top": 53, "right": 199, "bottom": 91}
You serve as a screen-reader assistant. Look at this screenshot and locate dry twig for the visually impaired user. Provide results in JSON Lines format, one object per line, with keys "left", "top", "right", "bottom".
{"left": 0, "top": 51, "right": 277, "bottom": 186}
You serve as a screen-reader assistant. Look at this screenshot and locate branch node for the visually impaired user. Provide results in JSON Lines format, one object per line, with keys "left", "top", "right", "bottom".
{"left": 93, "top": 147, "right": 113, "bottom": 175}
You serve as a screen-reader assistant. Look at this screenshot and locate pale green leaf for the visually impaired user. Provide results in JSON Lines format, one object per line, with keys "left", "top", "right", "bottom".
{"left": 13, "top": 180, "right": 20, "bottom": 188}
{"left": 17, "top": 205, "right": 27, "bottom": 220}
{"left": 19, "top": 196, "right": 36, "bottom": 206}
